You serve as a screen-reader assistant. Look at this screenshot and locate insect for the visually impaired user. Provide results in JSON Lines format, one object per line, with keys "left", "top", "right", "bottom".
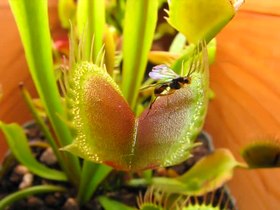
{"left": 141, "top": 41, "right": 205, "bottom": 111}
{"left": 142, "top": 62, "right": 196, "bottom": 110}
{"left": 149, "top": 64, "right": 192, "bottom": 97}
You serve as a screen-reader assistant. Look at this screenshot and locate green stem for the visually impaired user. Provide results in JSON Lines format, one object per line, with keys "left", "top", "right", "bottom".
{"left": 0, "top": 185, "right": 66, "bottom": 210}
{"left": 19, "top": 85, "right": 71, "bottom": 180}
{"left": 77, "top": 162, "right": 112, "bottom": 205}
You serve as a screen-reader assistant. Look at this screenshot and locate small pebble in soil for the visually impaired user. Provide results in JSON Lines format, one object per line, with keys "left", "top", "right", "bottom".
{"left": 27, "top": 196, "right": 44, "bottom": 207}
{"left": 62, "top": 198, "right": 79, "bottom": 210}
{"left": 45, "top": 194, "right": 61, "bottom": 207}
{"left": 19, "top": 173, "right": 33, "bottom": 189}
{"left": 40, "top": 147, "right": 57, "bottom": 165}
{"left": 14, "top": 165, "right": 29, "bottom": 175}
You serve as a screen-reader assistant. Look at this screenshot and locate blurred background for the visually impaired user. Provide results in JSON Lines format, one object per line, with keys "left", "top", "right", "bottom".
{"left": 0, "top": 0, "right": 279, "bottom": 209}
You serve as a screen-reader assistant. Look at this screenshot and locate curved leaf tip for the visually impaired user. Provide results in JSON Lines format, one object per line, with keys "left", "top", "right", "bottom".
{"left": 0, "top": 122, "right": 67, "bottom": 181}
{"left": 152, "top": 149, "right": 242, "bottom": 196}
{"left": 166, "top": 0, "right": 244, "bottom": 43}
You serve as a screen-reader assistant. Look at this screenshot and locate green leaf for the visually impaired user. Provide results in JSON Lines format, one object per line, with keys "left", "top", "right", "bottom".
{"left": 20, "top": 85, "right": 66, "bottom": 172}
{"left": 62, "top": 62, "right": 137, "bottom": 170}
{"left": 0, "top": 122, "right": 67, "bottom": 181}
{"left": 148, "top": 51, "right": 179, "bottom": 65}
{"left": 77, "top": 0, "right": 105, "bottom": 61}
{"left": 98, "top": 196, "right": 135, "bottom": 210}
{"left": 169, "top": 33, "right": 186, "bottom": 54}
{"left": 9, "top": 0, "right": 81, "bottom": 185}
{"left": 241, "top": 140, "right": 280, "bottom": 168}
{"left": 103, "top": 26, "right": 116, "bottom": 76}
{"left": 58, "top": 0, "right": 76, "bottom": 29}
{"left": 121, "top": 0, "right": 158, "bottom": 110}
{"left": 0, "top": 152, "right": 16, "bottom": 181}
{"left": 166, "top": 0, "right": 244, "bottom": 43}
{"left": 131, "top": 42, "right": 209, "bottom": 170}
{"left": 0, "top": 185, "right": 66, "bottom": 210}
{"left": 152, "top": 149, "right": 243, "bottom": 195}
{"left": 207, "top": 39, "right": 217, "bottom": 65}
{"left": 78, "top": 162, "right": 112, "bottom": 204}
{"left": 171, "top": 41, "right": 215, "bottom": 75}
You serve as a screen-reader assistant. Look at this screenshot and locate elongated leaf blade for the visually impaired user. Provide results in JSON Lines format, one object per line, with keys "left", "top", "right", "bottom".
{"left": 78, "top": 162, "right": 112, "bottom": 204}
{"left": 9, "top": 0, "right": 81, "bottom": 184}
{"left": 0, "top": 122, "right": 67, "bottom": 181}
{"left": 122, "top": 0, "right": 158, "bottom": 109}
{"left": 20, "top": 86, "right": 65, "bottom": 169}
{"left": 0, "top": 185, "right": 66, "bottom": 210}
{"left": 58, "top": 0, "right": 76, "bottom": 29}
{"left": 77, "top": 0, "right": 105, "bottom": 60}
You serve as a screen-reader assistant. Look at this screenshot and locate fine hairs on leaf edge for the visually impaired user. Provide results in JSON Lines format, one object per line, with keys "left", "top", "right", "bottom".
{"left": 137, "top": 186, "right": 236, "bottom": 210}
{"left": 60, "top": 25, "right": 110, "bottom": 135}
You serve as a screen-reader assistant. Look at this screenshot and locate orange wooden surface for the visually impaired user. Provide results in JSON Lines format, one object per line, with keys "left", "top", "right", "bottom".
{"left": 0, "top": 0, "right": 280, "bottom": 209}
{"left": 205, "top": 2, "right": 280, "bottom": 209}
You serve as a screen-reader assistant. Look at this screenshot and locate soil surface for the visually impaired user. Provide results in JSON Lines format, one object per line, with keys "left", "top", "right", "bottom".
{"left": 0, "top": 122, "right": 236, "bottom": 210}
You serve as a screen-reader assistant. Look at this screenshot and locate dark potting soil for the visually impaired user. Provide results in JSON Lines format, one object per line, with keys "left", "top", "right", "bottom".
{"left": 0, "top": 122, "right": 237, "bottom": 210}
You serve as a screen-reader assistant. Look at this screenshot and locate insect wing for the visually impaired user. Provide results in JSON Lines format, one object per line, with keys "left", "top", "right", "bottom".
{"left": 149, "top": 65, "right": 179, "bottom": 81}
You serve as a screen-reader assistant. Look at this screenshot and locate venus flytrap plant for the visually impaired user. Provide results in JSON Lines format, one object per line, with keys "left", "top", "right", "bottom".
{"left": 2, "top": 0, "right": 267, "bottom": 209}
{"left": 62, "top": 39, "right": 209, "bottom": 171}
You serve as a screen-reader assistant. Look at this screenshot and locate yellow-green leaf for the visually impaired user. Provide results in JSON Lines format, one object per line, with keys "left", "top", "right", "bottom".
{"left": 148, "top": 51, "right": 179, "bottom": 65}
{"left": 121, "top": 0, "right": 158, "bottom": 109}
{"left": 166, "top": 0, "right": 244, "bottom": 43}
{"left": 58, "top": 0, "right": 76, "bottom": 29}
{"left": 62, "top": 62, "right": 136, "bottom": 170}
{"left": 0, "top": 122, "right": 67, "bottom": 181}
{"left": 152, "top": 149, "right": 243, "bottom": 195}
